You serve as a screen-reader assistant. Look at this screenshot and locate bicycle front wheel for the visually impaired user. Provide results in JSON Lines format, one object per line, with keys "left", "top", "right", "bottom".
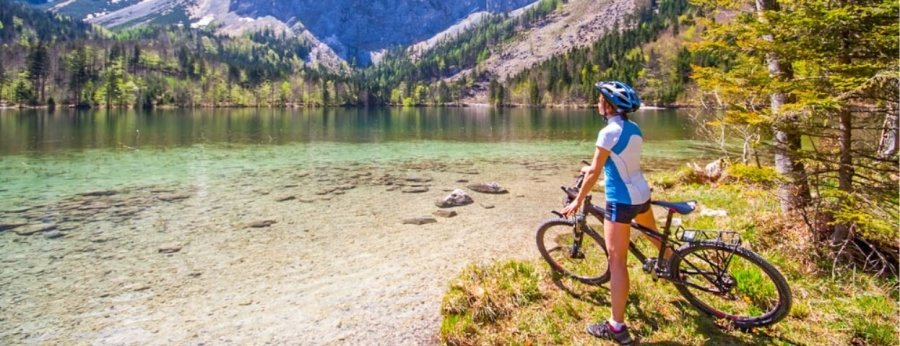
{"left": 536, "top": 219, "right": 610, "bottom": 285}
{"left": 671, "top": 242, "right": 792, "bottom": 328}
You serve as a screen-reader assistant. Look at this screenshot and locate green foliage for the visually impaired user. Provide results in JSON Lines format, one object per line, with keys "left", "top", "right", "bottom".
{"left": 723, "top": 163, "right": 781, "bottom": 185}
{"left": 439, "top": 181, "right": 898, "bottom": 345}
{"left": 693, "top": 0, "right": 899, "bottom": 267}
{"left": 440, "top": 261, "right": 543, "bottom": 343}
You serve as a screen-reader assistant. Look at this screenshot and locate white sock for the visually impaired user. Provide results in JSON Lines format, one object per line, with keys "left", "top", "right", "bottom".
{"left": 607, "top": 318, "right": 625, "bottom": 332}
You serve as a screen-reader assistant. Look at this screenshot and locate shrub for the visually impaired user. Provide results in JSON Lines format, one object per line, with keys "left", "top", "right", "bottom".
{"left": 722, "top": 163, "right": 782, "bottom": 185}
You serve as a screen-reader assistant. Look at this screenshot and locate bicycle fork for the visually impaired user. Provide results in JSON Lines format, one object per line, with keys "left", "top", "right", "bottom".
{"left": 569, "top": 214, "right": 587, "bottom": 259}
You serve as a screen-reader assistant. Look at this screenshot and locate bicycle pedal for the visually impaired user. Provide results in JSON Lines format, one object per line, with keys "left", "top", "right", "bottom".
{"left": 642, "top": 259, "right": 656, "bottom": 274}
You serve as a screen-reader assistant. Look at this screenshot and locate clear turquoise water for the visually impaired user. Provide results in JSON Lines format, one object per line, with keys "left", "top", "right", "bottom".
{"left": 0, "top": 108, "right": 710, "bottom": 211}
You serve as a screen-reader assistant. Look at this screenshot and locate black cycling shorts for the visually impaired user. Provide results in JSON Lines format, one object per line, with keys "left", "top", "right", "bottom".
{"left": 605, "top": 201, "right": 651, "bottom": 224}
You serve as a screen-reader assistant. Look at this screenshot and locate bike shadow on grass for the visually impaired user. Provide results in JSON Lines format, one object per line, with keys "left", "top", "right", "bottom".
{"left": 549, "top": 273, "right": 800, "bottom": 346}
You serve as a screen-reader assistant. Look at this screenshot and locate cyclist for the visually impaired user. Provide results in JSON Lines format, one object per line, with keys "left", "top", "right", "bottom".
{"left": 560, "top": 81, "right": 659, "bottom": 345}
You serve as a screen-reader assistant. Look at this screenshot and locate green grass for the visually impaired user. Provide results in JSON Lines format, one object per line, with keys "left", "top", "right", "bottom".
{"left": 439, "top": 178, "right": 899, "bottom": 345}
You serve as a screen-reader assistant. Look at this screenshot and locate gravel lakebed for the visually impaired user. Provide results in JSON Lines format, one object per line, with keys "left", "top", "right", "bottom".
{"left": 0, "top": 157, "right": 574, "bottom": 345}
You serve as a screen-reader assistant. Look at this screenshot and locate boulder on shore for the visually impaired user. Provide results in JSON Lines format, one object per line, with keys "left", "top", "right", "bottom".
{"left": 435, "top": 189, "right": 474, "bottom": 208}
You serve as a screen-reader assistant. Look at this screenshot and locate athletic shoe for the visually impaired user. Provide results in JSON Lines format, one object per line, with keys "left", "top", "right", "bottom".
{"left": 586, "top": 321, "right": 635, "bottom": 345}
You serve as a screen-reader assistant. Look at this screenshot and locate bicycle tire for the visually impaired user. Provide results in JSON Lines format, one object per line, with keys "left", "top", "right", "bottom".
{"left": 536, "top": 218, "right": 610, "bottom": 285}
{"left": 670, "top": 241, "right": 792, "bottom": 328}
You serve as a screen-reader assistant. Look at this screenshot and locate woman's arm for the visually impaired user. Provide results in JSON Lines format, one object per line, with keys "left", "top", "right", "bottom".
{"left": 561, "top": 146, "right": 610, "bottom": 216}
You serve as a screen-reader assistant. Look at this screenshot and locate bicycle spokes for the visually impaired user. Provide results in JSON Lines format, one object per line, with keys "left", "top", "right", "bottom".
{"left": 676, "top": 246, "right": 783, "bottom": 320}
{"left": 536, "top": 220, "right": 610, "bottom": 284}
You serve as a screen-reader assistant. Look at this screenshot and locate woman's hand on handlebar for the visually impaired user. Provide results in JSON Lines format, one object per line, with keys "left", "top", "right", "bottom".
{"left": 561, "top": 199, "right": 582, "bottom": 217}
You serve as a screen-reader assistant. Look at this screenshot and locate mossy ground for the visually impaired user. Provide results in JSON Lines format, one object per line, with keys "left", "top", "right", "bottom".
{"left": 439, "top": 171, "right": 898, "bottom": 345}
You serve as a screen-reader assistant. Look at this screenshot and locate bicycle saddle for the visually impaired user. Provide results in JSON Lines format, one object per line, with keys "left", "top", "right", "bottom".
{"left": 651, "top": 200, "right": 698, "bottom": 215}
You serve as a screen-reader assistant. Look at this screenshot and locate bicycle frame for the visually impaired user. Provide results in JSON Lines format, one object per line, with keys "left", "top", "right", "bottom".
{"left": 578, "top": 195, "right": 682, "bottom": 279}
{"left": 562, "top": 168, "right": 741, "bottom": 287}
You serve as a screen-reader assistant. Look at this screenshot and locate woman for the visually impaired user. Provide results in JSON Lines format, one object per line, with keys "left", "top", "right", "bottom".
{"left": 560, "top": 81, "right": 659, "bottom": 345}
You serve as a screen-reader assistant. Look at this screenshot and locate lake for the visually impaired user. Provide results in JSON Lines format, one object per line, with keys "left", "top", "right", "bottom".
{"left": 0, "top": 107, "right": 714, "bottom": 344}
{"left": 0, "top": 107, "right": 710, "bottom": 209}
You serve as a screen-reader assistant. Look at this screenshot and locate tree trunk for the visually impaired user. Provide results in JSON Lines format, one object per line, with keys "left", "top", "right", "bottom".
{"left": 756, "top": 0, "right": 811, "bottom": 213}
{"left": 878, "top": 102, "right": 899, "bottom": 159}
{"left": 831, "top": 15, "right": 856, "bottom": 246}
{"left": 830, "top": 107, "right": 854, "bottom": 245}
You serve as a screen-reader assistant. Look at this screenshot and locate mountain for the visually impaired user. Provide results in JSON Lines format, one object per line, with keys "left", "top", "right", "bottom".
{"left": 36, "top": 0, "right": 536, "bottom": 66}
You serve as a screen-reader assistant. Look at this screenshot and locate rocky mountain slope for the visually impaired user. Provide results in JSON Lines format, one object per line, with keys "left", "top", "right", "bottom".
{"left": 38, "top": 0, "right": 536, "bottom": 66}
{"left": 456, "top": 0, "right": 639, "bottom": 104}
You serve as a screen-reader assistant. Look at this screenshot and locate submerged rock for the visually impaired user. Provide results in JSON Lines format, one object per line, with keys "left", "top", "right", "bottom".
{"left": 402, "top": 216, "right": 437, "bottom": 225}
{"left": 433, "top": 210, "right": 458, "bottom": 218}
{"left": 275, "top": 195, "right": 297, "bottom": 202}
{"left": 5, "top": 206, "right": 35, "bottom": 213}
{"left": 480, "top": 203, "right": 495, "bottom": 209}
{"left": 44, "top": 230, "right": 65, "bottom": 239}
{"left": 157, "top": 193, "right": 191, "bottom": 202}
{"left": 401, "top": 187, "right": 429, "bottom": 193}
{"left": 158, "top": 243, "right": 182, "bottom": 254}
{"left": 435, "top": 189, "right": 474, "bottom": 208}
{"left": 78, "top": 190, "right": 118, "bottom": 197}
{"left": 404, "top": 176, "right": 432, "bottom": 183}
{"left": 14, "top": 223, "right": 57, "bottom": 236}
{"left": 467, "top": 182, "right": 508, "bottom": 194}
{"left": 248, "top": 220, "right": 277, "bottom": 228}
{"left": 0, "top": 221, "right": 28, "bottom": 232}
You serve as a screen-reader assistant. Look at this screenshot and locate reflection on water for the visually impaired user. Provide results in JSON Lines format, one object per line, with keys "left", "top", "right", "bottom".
{"left": 0, "top": 108, "right": 697, "bottom": 154}
{"left": 0, "top": 107, "right": 713, "bottom": 211}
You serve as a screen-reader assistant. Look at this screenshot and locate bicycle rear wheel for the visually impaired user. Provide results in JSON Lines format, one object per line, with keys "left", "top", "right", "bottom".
{"left": 536, "top": 219, "right": 610, "bottom": 285}
{"left": 670, "top": 242, "right": 792, "bottom": 328}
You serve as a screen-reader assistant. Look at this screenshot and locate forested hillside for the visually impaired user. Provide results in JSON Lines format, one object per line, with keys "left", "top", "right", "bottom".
{"left": 0, "top": 0, "right": 361, "bottom": 108}
{"left": 0, "top": 0, "right": 590, "bottom": 108}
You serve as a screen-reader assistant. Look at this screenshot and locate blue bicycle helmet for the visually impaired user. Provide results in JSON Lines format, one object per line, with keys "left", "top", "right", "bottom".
{"left": 595, "top": 81, "right": 641, "bottom": 113}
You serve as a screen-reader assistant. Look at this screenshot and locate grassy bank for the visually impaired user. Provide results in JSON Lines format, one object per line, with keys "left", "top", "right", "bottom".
{"left": 439, "top": 168, "right": 898, "bottom": 345}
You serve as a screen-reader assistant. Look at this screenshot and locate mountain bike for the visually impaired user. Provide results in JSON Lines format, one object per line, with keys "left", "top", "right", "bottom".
{"left": 535, "top": 162, "right": 792, "bottom": 329}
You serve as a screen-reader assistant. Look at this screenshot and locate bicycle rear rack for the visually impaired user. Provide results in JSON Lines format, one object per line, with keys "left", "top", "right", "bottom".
{"left": 675, "top": 226, "right": 742, "bottom": 246}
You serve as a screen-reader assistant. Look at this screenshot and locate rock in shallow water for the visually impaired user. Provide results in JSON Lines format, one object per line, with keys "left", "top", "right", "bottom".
{"left": 401, "top": 187, "right": 429, "bottom": 193}
{"left": 77, "top": 190, "right": 118, "bottom": 197}
{"left": 402, "top": 216, "right": 437, "bottom": 225}
{"left": 158, "top": 243, "right": 182, "bottom": 254}
{"left": 44, "top": 230, "right": 65, "bottom": 239}
{"left": 433, "top": 210, "right": 458, "bottom": 218}
{"left": 248, "top": 220, "right": 277, "bottom": 228}
{"left": 275, "top": 195, "right": 296, "bottom": 202}
{"left": 157, "top": 193, "right": 191, "bottom": 202}
{"left": 404, "top": 176, "right": 432, "bottom": 183}
{"left": 14, "top": 223, "right": 57, "bottom": 236}
{"left": 435, "top": 189, "right": 473, "bottom": 208}
{"left": 0, "top": 221, "right": 28, "bottom": 232}
{"left": 467, "top": 182, "right": 508, "bottom": 194}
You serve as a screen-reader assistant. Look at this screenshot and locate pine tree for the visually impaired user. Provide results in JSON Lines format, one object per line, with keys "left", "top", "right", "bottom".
{"left": 26, "top": 42, "right": 49, "bottom": 103}
{"left": 693, "top": 0, "right": 898, "bottom": 270}
{"left": 0, "top": 53, "right": 7, "bottom": 103}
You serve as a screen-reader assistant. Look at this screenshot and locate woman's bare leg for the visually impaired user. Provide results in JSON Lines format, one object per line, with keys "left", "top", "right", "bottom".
{"left": 604, "top": 219, "right": 632, "bottom": 323}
